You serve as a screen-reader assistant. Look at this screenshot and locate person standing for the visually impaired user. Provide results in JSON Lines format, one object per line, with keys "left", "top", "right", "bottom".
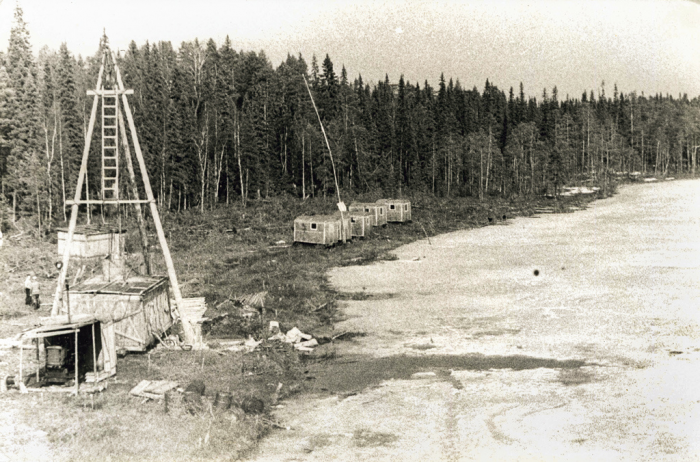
{"left": 30, "top": 275, "right": 40, "bottom": 310}
{"left": 24, "top": 274, "right": 32, "bottom": 306}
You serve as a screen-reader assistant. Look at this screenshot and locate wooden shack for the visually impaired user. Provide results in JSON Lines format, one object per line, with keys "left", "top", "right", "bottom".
{"left": 377, "top": 199, "right": 412, "bottom": 223}
{"left": 348, "top": 203, "right": 388, "bottom": 227}
{"left": 67, "top": 276, "right": 173, "bottom": 352}
{"left": 20, "top": 314, "right": 117, "bottom": 391}
{"left": 349, "top": 211, "right": 372, "bottom": 238}
{"left": 294, "top": 214, "right": 349, "bottom": 246}
{"left": 57, "top": 225, "right": 126, "bottom": 258}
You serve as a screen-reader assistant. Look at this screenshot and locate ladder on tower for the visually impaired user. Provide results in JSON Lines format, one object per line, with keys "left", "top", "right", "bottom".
{"left": 51, "top": 45, "right": 196, "bottom": 346}
{"left": 101, "top": 91, "right": 119, "bottom": 201}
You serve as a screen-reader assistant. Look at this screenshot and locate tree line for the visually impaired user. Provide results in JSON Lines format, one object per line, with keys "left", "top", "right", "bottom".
{"left": 1, "top": 6, "right": 699, "bottom": 228}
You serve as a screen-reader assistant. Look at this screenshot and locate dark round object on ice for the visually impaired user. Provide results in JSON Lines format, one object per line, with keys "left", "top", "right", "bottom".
{"left": 533, "top": 269, "right": 540, "bottom": 276}
{"left": 241, "top": 396, "right": 265, "bottom": 415}
{"left": 184, "top": 379, "right": 206, "bottom": 396}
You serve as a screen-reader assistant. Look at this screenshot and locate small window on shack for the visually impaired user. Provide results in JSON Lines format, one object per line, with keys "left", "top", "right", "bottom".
{"left": 380, "top": 208, "right": 383, "bottom": 215}
{"left": 365, "top": 207, "right": 370, "bottom": 213}
{"left": 390, "top": 204, "right": 395, "bottom": 210}
{"left": 311, "top": 223, "right": 317, "bottom": 230}
{"left": 404, "top": 204, "right": 408, "bottom": 211}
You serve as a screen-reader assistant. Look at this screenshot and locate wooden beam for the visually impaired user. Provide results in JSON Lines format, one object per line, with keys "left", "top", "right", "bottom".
{"left": 65, "top": 199, "right": 155, "bottom": 205}
{"left": 118, "top": 106, "right": 152, "bottom": 275}
{"left": 23, "top": 329, "right": 79, "bottom": 339}
{"left": 74, "top": 330, "right": 79, "bottom": 394}
{"left": 111, "top": 51, "right": 195, "bottom": 347}
{"left": 114, "top": 329, "right": 144, "bottom": 345}
{"left": 52, "top": 52, "right": 106, "bottom": 317}
{"left": 86, "top": 89, "right": 134, "bottom": 96}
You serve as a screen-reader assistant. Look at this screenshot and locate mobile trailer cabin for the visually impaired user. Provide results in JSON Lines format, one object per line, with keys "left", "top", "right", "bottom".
{"left": 349, "top": 211, "right": 373, "bottom": 238}
{"left": 67, "top": 276, "right": 173, "bottom": 352}
{"left": 294, "top": 215, "right": 345, "bottom": 246}
{"left": 348, "top": 203, "right": 387, "bottom": 227}
{"left": 377, "top": 199, "right": 412, "bottom": 223}
{"left": 57, "top": 225, "right": 127, "bottom": 258}
{"left": 332, "top": 212, "right": 352, "bottom": 242}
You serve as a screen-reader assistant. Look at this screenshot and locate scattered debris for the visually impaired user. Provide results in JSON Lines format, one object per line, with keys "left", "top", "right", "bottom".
{"left": 130, "top": 380, "right": 179, "bottom": 400}
{"left": 244, "top": 336, "right": 262, "bottom": 352}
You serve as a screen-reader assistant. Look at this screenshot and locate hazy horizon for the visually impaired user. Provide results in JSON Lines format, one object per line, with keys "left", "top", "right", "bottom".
{"left": 1, "top": 0, "right": 698, "bottom": 99}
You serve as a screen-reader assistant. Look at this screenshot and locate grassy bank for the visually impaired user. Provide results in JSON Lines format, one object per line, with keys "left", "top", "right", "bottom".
{"left": 1, "top": 183, "right": 614, "bottom": 461}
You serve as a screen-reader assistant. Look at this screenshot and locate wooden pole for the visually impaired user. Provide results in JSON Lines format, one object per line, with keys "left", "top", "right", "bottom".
{"left": 36, "top": 338, "right": 40, "bottom": 383}
{"left": 52, "top": 54, "right": 105, "bottom": 317}
{"left": 91, "top": 323, "right": 98, "bottom": 381}
{"left": 118, "top": 106, "right": 152, "bottom": 274}
{"left": 74, "top": 329, "right": 79, "bottom": 394}
{"left": 303, "top": 75, "right": 347, "bottom": 241}
{"left": 111, "top": 52, "right": 195, "bottom": 346}
{"left": 19, "top": 341, "right": 23, "bottom": 386}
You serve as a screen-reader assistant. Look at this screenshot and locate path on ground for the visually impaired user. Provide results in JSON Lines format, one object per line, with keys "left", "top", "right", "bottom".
{"left": 251, "top": 180, "right": 700, "bottom": 462}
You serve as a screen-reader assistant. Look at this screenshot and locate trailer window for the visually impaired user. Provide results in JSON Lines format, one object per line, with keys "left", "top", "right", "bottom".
{"left": 311, "top": 223, "right": 317, "bottom": 230}
{"left": 404, "top": 204, "right": 408, "bottom": 211}
{"left": 390, "top": 204, "right": 395, "bottom": 210}
{"left": 380, "top": 209, "right": 383, "bottom": 215}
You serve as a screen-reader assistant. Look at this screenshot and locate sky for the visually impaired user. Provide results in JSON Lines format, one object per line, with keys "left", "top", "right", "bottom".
{"left": 0, "top": 0, "right": 698, "bottom": 100}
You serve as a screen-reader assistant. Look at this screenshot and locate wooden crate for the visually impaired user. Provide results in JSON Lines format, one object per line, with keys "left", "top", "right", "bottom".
{"left": 67, "top": 276, "right": 173, "bottom": 352}
{"left": 348, "top": 203, "right": 387, "bottom": 227}
{"left": 349, "top": 211, "right": 372, "bottom": 238}
{"left": 57, "top": 225, "right": 126, "bottom": 258}
{"left": 377, "top": 199, "right": 412, "bottom": 222}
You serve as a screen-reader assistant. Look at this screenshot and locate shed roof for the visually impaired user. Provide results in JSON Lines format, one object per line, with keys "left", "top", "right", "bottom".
{"left": 349, "top": 202, "right": 385, "bottom": 208}
{"left": 295, "top": 215, "right": 341, "bottom": 222}
{"left": 376, "top": 199, "right": 411, "bottom": 204}
{"left": 70, "top": 276, "right": 168, "bottom": 296}
{"left": 56, "top": 224, "right": 128, "bottom": 235}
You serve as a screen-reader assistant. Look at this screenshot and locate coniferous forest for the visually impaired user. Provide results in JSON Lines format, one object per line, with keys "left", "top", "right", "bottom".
{"left": 1, "top": 6, "right": 700, "bottom": 228}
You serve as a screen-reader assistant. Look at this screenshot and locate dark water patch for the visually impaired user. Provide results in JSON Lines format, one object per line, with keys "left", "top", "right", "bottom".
{"left": 304, "top": 354, "right": 586, "bottom": 395}
{"left": 353, "top": 429, "right": 399, "bottom": 447}
{"left": 405, "top": 343, "right": 437, "bottom": 350}
{"left": 558, "top": 368, "right": 595, "bottom": 386}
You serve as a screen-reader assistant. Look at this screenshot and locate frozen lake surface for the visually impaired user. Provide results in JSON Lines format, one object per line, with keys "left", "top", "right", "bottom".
{"left": 254, "top": 179, "right": 700, "bottom": 461}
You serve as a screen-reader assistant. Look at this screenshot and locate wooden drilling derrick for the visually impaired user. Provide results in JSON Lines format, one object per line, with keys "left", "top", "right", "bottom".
{"left": 51, "top": 45, "right": 196, "bottom": 346}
